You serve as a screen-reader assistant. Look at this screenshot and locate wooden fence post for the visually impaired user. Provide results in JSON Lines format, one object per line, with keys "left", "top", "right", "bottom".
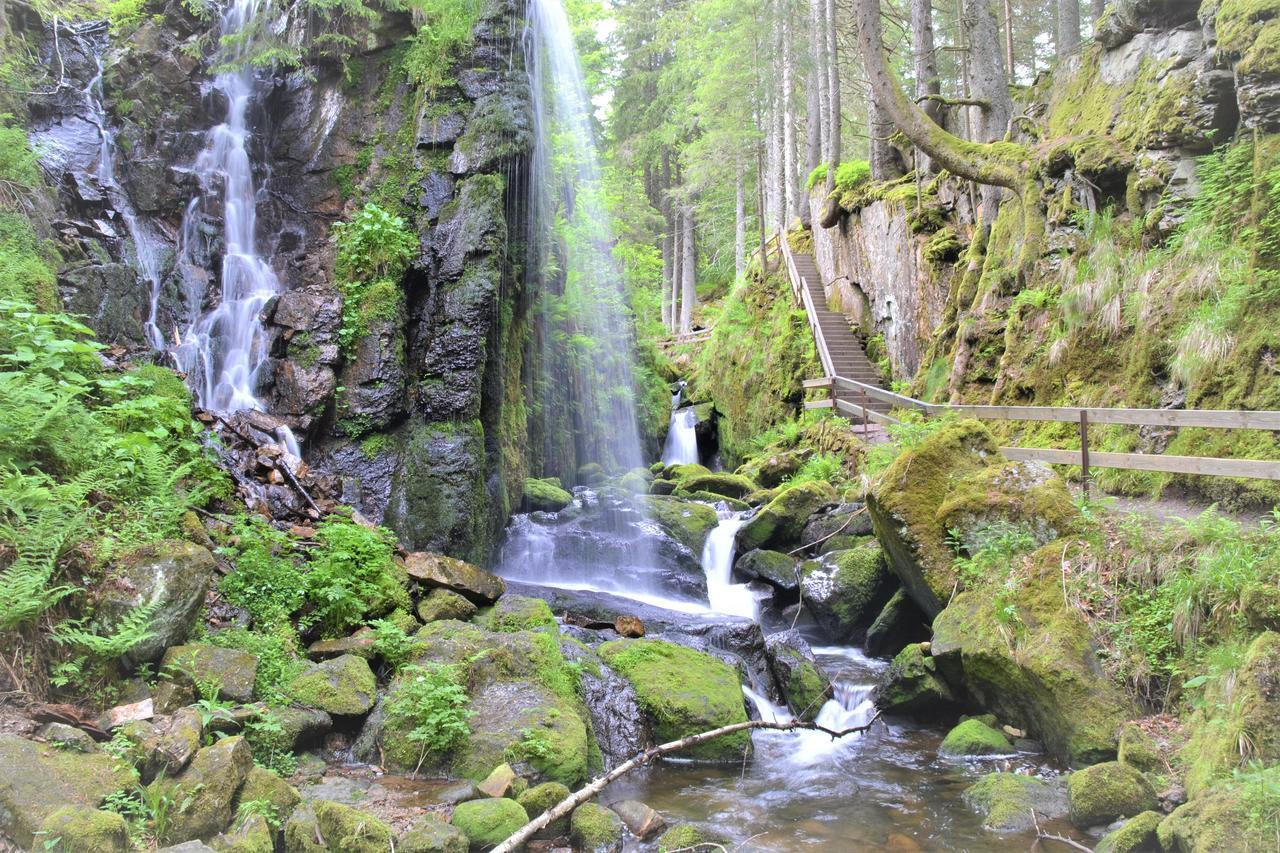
{"left": 860, "top": 387, "right": 869, "bottom": 437}
{"left": 1079, "top": 410, "right": 1091, "bottom": 500}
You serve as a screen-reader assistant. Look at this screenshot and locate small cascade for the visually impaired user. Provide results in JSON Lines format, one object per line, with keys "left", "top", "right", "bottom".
{"left": 700, "top": 509, "right": 757, "bottom": 619}
{"left": 72, "top": 23, "right": 169, "bottom": 350}
{"left": 661, "top": 408, "right": 700, "bottom": 466}
{"left": 744, "top": 685, "right": 791, "bottom": 724}
{"left": 174, "top": 0, "right": 283, "bottom": 417}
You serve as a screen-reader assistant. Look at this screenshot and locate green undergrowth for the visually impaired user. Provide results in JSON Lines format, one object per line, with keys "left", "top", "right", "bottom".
{"left": 692, "top": 254, "right": 819, "bottom": 465}
{"left": 333, "top": 202, "right": 417, "bottom": 356}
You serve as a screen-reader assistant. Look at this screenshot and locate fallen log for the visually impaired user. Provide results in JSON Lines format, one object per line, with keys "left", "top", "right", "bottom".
{"left": 490, "top": 712, "right": 882, "bottom": 853}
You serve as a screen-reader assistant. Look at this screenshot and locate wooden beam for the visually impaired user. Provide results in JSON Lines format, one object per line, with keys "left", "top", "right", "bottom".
{"left": 947, "top": 404, "right": 1280, "bottom": 430}
{"left": 835, "top": 399, "right": 901, "bottom": 426}
{"left": 803, "top": 377, "right": 834, "bottom": 389}
{"left": 831, "top": 376, "right": 929, "bottom": 412}
{"left": 804, "top": 399, "right": 835, "bottom": 410}
{"left": 1000, "top": 447, "right": 1280, "bottom": 481}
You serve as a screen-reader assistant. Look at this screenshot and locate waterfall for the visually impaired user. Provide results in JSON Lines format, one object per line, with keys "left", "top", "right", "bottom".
{"left": 173, "top": 0, "right": 282, "bottom": 418}
{"left": 525, "top": 0, "right": 645, "bottom": 476}
{"left": 700, "top": 510, "right": 758, "bottom": 619}
{"left": 661, "top": 386, "right": 700, "bottom": 466}
{"left": 74, "top": 23, "right": 168, "bottom": 350}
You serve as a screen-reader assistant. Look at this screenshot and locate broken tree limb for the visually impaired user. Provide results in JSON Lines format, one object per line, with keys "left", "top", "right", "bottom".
{"left": 915, "top": 94, "right": 991, "bottom": 109}
{"left": 490, "top": 713, "right": 883, "bottom": 853}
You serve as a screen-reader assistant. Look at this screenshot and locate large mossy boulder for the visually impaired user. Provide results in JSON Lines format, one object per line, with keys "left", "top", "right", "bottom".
{"left": 637, "top": 495, "right": 719, "bottom": 552}
{"left": 524, "top": 477, "right": 572, "bottom": 512}
{"left": 939, "top": 718, "right": 1014, "bottom": 756}
{"left": 1067, "top": 761, "right": 1158, "bottom": 828}
{"left": 286, "top": 654, "right": 377, "bottom": 716}
{"left": 157, "top": 736, "right": 255, "bottom": 843}
{"left": 0, "top": 734, "right": 136, "bottom": 846}
{"left": 598, "top": 639, "right": 750, "bottom": 761}
{"left": 1181, "top": 630, "right": 1280, "bottom": 797}
{"left": 37, "top": 807, "right": 130, "bottom": 853}
{"left": 99, "top": 540, "right": 216, "bottom": 665}
{"left": 735, "top": 481, "right": 836, "bottom": 553}
{"left": 673, "top": 472, "right": 756, "bottom": 501}
{"left": 403, "top": 552, "right": 505, "bottom": 604}
{"left": 517, "top": 781, "right": 571, "bottom": 838}
{"left": 962, "top": 772, "right": 1068, "bottom": 832}
{"left": 450, "top": 798, "right": 527, "bottom": 850}
{"left": 799, "top": 538, "right": 895, "bottom": 642}
{"left": 877, "top": 643, "right": 961, "bottom": 717}
{"left": 863, "top": 588, "right": 931, "bottom": 658}
{"left": 399, "top": 815, "right": 469, "bottom": 853}
{"left": 475, "top": 594, "right": 557, "bottom": 633}
{"left": 283, "top": 800, "right": 394, "bottom": 852}
{"left": 930, "top": 541, "right": 1133, "bottom": 766}
{"left": 160, "top": 643, "right": 259, "bottom": 704}
{"left": 418, "top": 588, "right": 478, "bottom": 623}
{"left": 764, "top": 630, "right": 831, "bottom": 721}
{"left": 867, "top": 420, "right": 1078, "bottom": 617}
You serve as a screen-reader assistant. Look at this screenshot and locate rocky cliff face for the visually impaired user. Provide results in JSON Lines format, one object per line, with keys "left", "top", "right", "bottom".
{"left": 27, "top": 0, "right": 535, "bottom": 561}
{"left": 807, "top": 0, "right": 1280, "bottom": 505}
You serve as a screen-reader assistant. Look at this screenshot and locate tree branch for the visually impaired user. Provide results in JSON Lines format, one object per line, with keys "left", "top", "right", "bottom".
{"left": 490, "top": 714, "right": 883, "bottom": 853}
{"left": 915, "top": 94, "right": 991, "bottom": 109}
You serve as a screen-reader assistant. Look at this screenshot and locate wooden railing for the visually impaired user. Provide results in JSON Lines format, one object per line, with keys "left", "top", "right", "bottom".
{"left": 778, "top": 231, "right": 1280, "bottom": 484}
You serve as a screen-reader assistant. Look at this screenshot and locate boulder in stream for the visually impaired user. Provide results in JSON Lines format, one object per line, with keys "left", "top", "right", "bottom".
{"left": 418, "top": 588, "right": 479, "bottom": 623}
{"left": 876, "top": 642, "right": 962, "bottom": 717}
{"left": 962, "top": 772, "right": 1068, "bottom": 833}
{"left": 517, "top": 781, "right": 572, "bottom": 837}
{"left": 286, "top": 654, "right": 378, "bottom": 716}
{"left": 450, "top": 798, "right": 528, "bottom": 849}
{"left": 1067, "top": 761, "right": 1158, "bottom": 828}
{"left": 734, "top": 548, "right": 800, "bottom": 592}
{"left": 637, "top": 495, "right": 719, "bottom": 552}
{"left": 403, "top": 552, "right": 506, "bottom": 603}
{"left": 399, "top": 814, "right": 469, "bottom": 853}
{"left": 863, "top": 588, "right": 931, "bottom": 658}
{"left": 598, "top": 638, "right": 751, "bottom": 761}
{"left": 765, "top": 630, "right": 832, "bottom": 721}
{"left": 283, "top": 800, "right": 394, "bottom": 853}
{"left": 1095, "top": 810, "right": 1163, "bottom": 853}
{"left": 524, "top": 476, "right": 573, "bottom": 511}
{"left": 609, "top": 799, "right": 666, "bottom": 840}
{"left": 571, "top": 802, "right": 623, "bottom": 852}
{"left": 735, "top": 480, "right": 837, "bottom": 552}
{"left": 799, "top": 538, "right": 897, "bottom": 643}
{"left": 939, "top": 718, "right": 1015, "bottom": 756}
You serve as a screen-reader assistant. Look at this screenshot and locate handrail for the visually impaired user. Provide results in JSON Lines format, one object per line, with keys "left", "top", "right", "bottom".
{"left": 779, "top": 233, "right": 836, "bottom": 378}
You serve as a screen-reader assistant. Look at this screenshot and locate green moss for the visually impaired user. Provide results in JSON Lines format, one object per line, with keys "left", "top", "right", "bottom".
{"left": 569, "top": 802, "right": 623, "bottom": 851}
{"left": 1217, "top": 0, "right": 1280, "bottom": 75}
{"left": 637, "top": 495, "right": 719, "bottom": 552}
{"left": 672, "top": 472, "right": 756, "bottom": 500}
{"left": 736, "top": 480, "right": 836, "bottom": 552}
{"left": 962, "top": 772, "right": 1067, "bottom": 832}
{"left": 1117, "top": 722, "right": 1163, "bottom": 772}
{"left": 516, "top": 781, "right": 571, "bottom": 836}
{"left": 524, "top": 477, "right": 572, "bottom": 511}
{"left": 657, "top": 824, "right": 727, "bottom": 852}
{"left": 285, "top": 800, "right": 394, "bottom": 853}
{"left": 476, "top": 595, "right": 557, "bottom": 633}
{"left": 285, "top": 654, "right": 377, "bottom": 716}
{"left": 923, "top": 226, "right": 964, "bottom": 267}
{"left": 598, "top": 639, "right": 750, "bottom": 761}
{"left": 878, "top": 642, "right": 960, "bottom": 715}
{"left": 1095, "top": 810, "right": 1163, "bottom": 853}
{"left": 940, "top": 718, "right": 1015, "bottom": 756}
{"left": 450, "top": 798, "right": 527, "bottom": 848}
{"left": 37, "top": 807, "right": 129, "bottom": 853}
{"left": 1067, "top": 761, "right": 1158, "bottom": 827}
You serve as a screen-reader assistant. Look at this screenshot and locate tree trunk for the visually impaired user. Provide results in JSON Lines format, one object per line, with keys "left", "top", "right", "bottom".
{"left": 913, "top": 0, "right": 941, "bottom": 123}
{"left": 1091, "top": 0, "right": 1105, "bottom": 26}
{"left": 757, "top": 137, "right": 769, "bottom": 268}
{"left": 660, "top": 154, "right": 673, "bottom": 330}
{"left": 963, "top": 0, "right": 1015, "bottom": 220}
{"left": 736, "top": 165, "right": 747, "bottom": 280}
{"left": 783, "top": 3, "right": 802, "bottom": 225}
{"left": 823, "top": 0, "right": 840, "bottom": 192}
{"left": 811, "top": 0, "right": 829, "bottom": 164}
{"left": 869, "top": 96, "right": 905, "bottom": 181}
{"left": 853, "top": 0, "right": 1025, "bottom": 190}
{"left": 1056, "top": 0, "right": 1081, "bottom": 57}
{"left": 670, "top": 206, "right": 683, "bottom": 333}
{"left": 1003, "top": 0, "right": 1016, "bottom": 83}
{"left": 679, "top": 207, "right": 696, "bottom": 334}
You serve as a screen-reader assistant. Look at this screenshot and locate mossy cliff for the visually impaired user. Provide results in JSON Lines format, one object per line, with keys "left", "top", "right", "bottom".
{"left": 809, "top": 0, "right": 1280, "bottom": 508}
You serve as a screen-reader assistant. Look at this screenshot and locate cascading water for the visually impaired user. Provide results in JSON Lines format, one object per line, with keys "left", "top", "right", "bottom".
{"left": 661, "top": 396, "right": 700, "bottom": 466}
{"left": 699, "top": 509, "right": 757, "bottom": 619}
{"left": 173, "top": 0, "right": 283, "bottom": 420}
{"left": 525, "top": 0, "right": 645, "bottom": 476}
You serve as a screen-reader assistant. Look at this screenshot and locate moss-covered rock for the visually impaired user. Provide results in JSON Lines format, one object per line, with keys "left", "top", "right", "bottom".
{"left": 863, "top": 588, "right": 931, "bottom": 658}
{"left": 1067, "top": 761, "right": 1158, "bottom": 828}
{"left": 524, "top": 477, "right": 573, "bottom": 512}
{"left": 570, "top": 802, "right": 622, "bottom": 852}
{"left": 403, "top": 552, "right": 506, "bottom": 604}
{"left": 0, "top": 734, "right": 135, "bottom": 847}
{"left": 283, "top": 800, "right": 394, "bottom": 853}
{"left": 961, "top": 772, "right": 1068, "bottom": 832}
{"left": 661, "top": 462, "right": 711, "bottom": 482}
{"left": 418, "top": 588, "right": 479, "bottom": 623}
{"left": 877, "top": 642, "right": 961, "bottom": 716}
{"left": 1117, "top": 722, "right": 1163, "bottom": 773}
{"left": 1157, "top": 774, "right": 1279, "bottom": 852}
{"left": 156, "top": 735, "right": 255, "bottom": 843}
{"left": 930, "top": 542, "right": 1133, "bottom": 766}
{"left": 940, "top": 718, "right": 1014, "bottom": 756}
{"left": 764, "top": 630, "right": 832, "bottom": 721}
{"left": 734, "top": 549, "right": 800, "bottom": 591}
{"left": 637, "top": 495, "right": 719, "bottom": 552}
{"left": 736, "top": 448, "right": 811, "bottom": 488}
{"left": 37, "top": 807, "right": 130, "bottom": 853}
{"left": 516, "top": 781, "right": 571, "bottom": 837}
{"left": 656, "top": 824, "right": 729, "bottom": 852}
{"left": 1095, "top": 810, "right": 1162, "bottom": 853}
{"left": 799, "top": 538, "right": 895, "bottom": 642}
{"left": 100, "top": 540, "right": 216, "bottom": 666}
{"left": 450, "top": 798, "right": 527, "bottom": 850}
{"left": 735, "top": 481, "right": 837, "bottom": 552}
{"left": 673, "top": 472, "right": 756, "bottom": 500}
{"left": 160, "top": 643, "right": 259, "bottom": 704}
{"left": 867, "top": 420, "right": 1077, "bottom": 617}
{"left": 286, "top": 654, "right": 377, "bottom": 716}
{"left": 598, "top": 639, "right": 750, "bottom": 761}
{"left": 212, "top": 812, "right": 274, "bottom": 853}
{"left": 1181, "top": 630, "right": 1280, "bottom": 797}
{"left": 236, "top": 766, "right": 301, "bottom": 818}
{"left": 476, "top": 595, "right": 556, "bottom": 633}
{"left": 399, "top": 815, "right": 469, "bottom": 853}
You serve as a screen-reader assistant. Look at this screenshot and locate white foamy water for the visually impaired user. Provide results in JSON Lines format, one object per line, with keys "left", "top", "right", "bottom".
{"left": 701, "top": 510, "right": 757, "bottom": 619}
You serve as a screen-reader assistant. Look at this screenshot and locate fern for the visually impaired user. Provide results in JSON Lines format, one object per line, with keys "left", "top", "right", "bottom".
{"left": 0, "top": 505, "right": 80, "bottom": 630}
{"left": 52, "top": 599, "right": 159, "bottom": 657}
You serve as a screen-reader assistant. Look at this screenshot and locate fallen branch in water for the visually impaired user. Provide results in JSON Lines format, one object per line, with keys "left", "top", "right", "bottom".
{"left": 490, "top": 713, "right": 883, "bottom": 853}
{"left": 1031, "top": 808, "right": 1093, "bottom": 852}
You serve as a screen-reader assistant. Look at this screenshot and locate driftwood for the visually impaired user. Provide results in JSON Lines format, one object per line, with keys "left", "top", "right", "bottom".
{"left": 210, "top": 413, "right": 320, "bottom": 514}
{"left": 490, "top": 713, "right": 883, "bottom": 853}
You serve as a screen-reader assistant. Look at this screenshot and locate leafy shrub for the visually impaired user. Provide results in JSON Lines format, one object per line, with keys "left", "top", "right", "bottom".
{"left": 370, "top": 617, "right": 420, "bottom": 674}
{"left": 207, "top": 625, "right": 305, "bottom": 704}
{"left": 301, "top": 517, "right": 409, "bottom": 637}
{"left": 385, "top": 662, "right": 472, "bottom": 774}
{"left": 784, "top": 452, "right": 844, "bottom": 487}
{"left": 332, "top": 203, "right": 416, "bottom": 354}
{"left": 218, "top": 519, "right": 305, "bottom": 629}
